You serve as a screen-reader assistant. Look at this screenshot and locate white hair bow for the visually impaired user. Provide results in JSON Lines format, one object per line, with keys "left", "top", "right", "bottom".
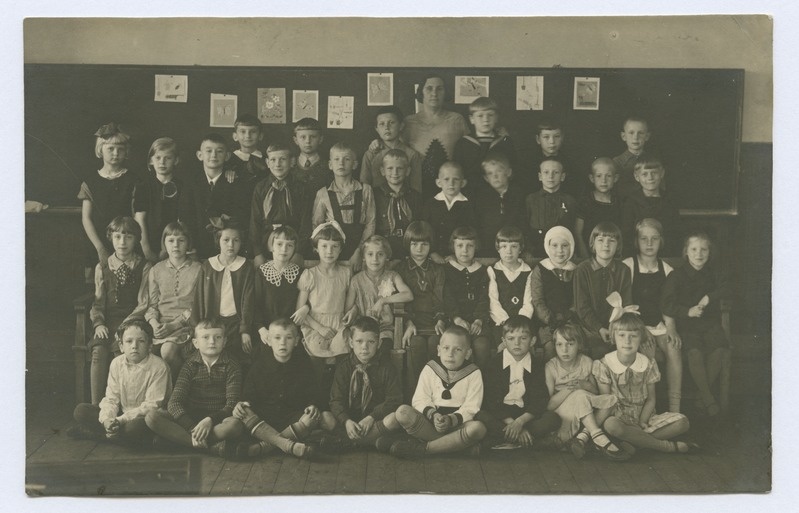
{"left": 311, "top": 220, "right": 346, "bottom": 242}
{"left": 606, "top": 291, "right": 640, "bottom": 324}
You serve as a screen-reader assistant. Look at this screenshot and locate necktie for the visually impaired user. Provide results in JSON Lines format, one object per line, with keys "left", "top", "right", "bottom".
{"left": 304, "top": 158, "right": 311, "bottom": 169}
{"left": 209, "top": 180, "right": 215, "bottom": 192}
{"left": 349, "top": 363, "right": 373, "bottom": 416}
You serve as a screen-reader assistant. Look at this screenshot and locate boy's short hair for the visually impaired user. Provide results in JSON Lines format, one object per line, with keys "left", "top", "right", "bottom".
{"left": 94, "top": 122, "right": 131, "bottom": 158}
{"left": 633, "top": 156, "right": 664, "bottom": 175}
{"left": 552, "top": 322, "right": 586, "bottom": 352}
{"left": 147, "top": 137, "right": 178, "bottom": 165}
{"left": 540, "top": 156, "right": 564, "bottom": 171}
{"left": 212, "top": 218, "right": 244, "bottom": 246}
{"left": 200, "top": 133, "right": 228, "bottom": 149}
{"left": 268, "top": 317, "right": 299, "bottom": 334}
{"left": 350, "top": 316, "right": 380, "bottom": 338}
{"left": 266, "top": 140, "right": 294, "bottom": 155}
{"left": 590, "top": 157, "right": 617, "bottom": 176}
{"left": 622, "top": 115, "right": 649, "bottom": 130}
{"left": 536, "top": 118, "right": 563, "bottom": 135}
{"left": 106, "top": 216, "right": 141, "bottom": 243}
{"left": 449, "top": 226, "right": 480, "bottom": 253}
{"left": 195, "top": 317, "right": 225, "bottom": 334}
{"left": 234, "top": 114, "right": 262, "bottom": 129}
{"left": 481, "top": 150, "right": 511, "bottom": 172}
{"left": 329, "top": 141, "right": 357, "bottom": 160}
{"left": 495, "top": 226, "right": 525, "bottom": 249}
{"left": 160, "top": 221, "right": 193, "bottom": 260}
{"left": 438, "top": 161, "right": 464, "bottom": 178}
{"left": 294, "top": 117, "right": 323, "bottom": 134}
{"left": 361, "top": 234, "right": 392, "bottom": 261}
{"left": 682, "top": 230, "right": 714, "bottom": 259}
{"left": 382, "top": 149, "right": 410, "bottom": 166}
{"left": 264, "top": 225, "right": 299, "bottom": 256}
{"left": 501, "top": 315, "right": 533, "bottom": 337}
{"left": 634, "top": 218, "right": 664, "bottom": 250}
{"left": 115, "top": 318, "right": 154, "bottom": 344}
{"left": 440, "top": 324, "right": 471, "bottom": 345}
{"left": 403, "top": 220, "right": 434, "bottom": 247}
{"left": 376, "top": 106, "right": 405, "bottom": 122}
{"left": 609, "top": 312, "right": 647, "bottom": 342}
{"left": 469, "top": 96, "right": 498, "bottom": 114}
{"left": 415, "top": 75, "right": 448, "bottom": 103}
{"left": 588, "top": 222, "right": 623, "bottom": 257}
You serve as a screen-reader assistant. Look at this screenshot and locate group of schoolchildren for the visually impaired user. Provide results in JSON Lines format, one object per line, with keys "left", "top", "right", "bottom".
{"left": 67, "top": 93, "right": 730, "bottom": 463}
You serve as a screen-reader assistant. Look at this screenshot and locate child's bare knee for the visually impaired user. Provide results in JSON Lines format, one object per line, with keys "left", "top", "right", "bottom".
{"left": 395, "top": 404, "right": 416, "bottom": 425}
{"left": 603, "top": 417, "right": 623, "bottom": 436}
{"left": 465, "top": 420, "right": 487, "bottom": 440}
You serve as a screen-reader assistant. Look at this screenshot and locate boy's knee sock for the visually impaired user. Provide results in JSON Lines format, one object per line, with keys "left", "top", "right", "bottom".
{"left": 426, "top": 425, "right": 479, "bottom": 454}
{"left": 284, "top": 417, "right": 315, "bottom": 441}
{"left": 399, "top": 409, "right": 426, "bottom": 436}
{"left": 252, "top": 422, "right": 294, "bottom": 454}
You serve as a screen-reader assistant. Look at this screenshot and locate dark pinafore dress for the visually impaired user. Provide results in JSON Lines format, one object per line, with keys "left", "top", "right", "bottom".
{"left": 631, "top": 257, "right": 666, "bottom": 327}
{"left": 328, "top": 189, "right": 364, "bottom": 260}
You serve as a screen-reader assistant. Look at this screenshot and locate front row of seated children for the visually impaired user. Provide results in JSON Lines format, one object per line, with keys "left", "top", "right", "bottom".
{"left": 69, "top": 309, "right": 699, "bottom": 461}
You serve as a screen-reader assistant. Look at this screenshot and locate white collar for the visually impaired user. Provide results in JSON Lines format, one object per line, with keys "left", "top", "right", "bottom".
{"left": 205, "top": 172, "right": 222, "bottom": 185}
{"left": 433, "top": 191, "right": 468, "bottom": 210}
{"left": 234, "top": 149, "right": 263, "bottom": 161}
{"left": 604, "top": 351, "right": 649, "bottom": 374}
{"left": 209, "top": 255, "right": 246, "bottom": 272}
{"left": 201, "top": 355, "right": 220, "bottom": 370}
{"left": 123, "top": 353, "right": 151, "bottom": 367}
{"left": 493, "top": 260, "right": 531, "bottom": 273}
{"left": 449, "top": 260, "right": 482, "bottom": 273}
{"left": 108, "top": 253, "right": 139, "bottom": 271}
{"left": 299, "top": 153, "right": 320, "bottom": 166}
{"left": 502, "top": 349, "right": 531, "bottom": 372}
{"left": 539, "top": 258, "right": 577, "bottom": 272}
{"left": 166, "top": 259, "right": 191, "bottom": 271}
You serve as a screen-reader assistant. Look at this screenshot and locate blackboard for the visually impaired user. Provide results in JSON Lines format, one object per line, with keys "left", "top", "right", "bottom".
{"left": 24, "top": 65, "right": 743, "bottom": 214}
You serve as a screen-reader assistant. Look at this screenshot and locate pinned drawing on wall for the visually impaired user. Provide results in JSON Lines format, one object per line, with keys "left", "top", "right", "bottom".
{"left": 209, "top": 93, "right": 237, "bottom": 127}
{"left": 257, "top": 88, "right": 286, "bottom": 124}
{"left": 516, "top": 76, "right": 544, "bottom": 110}
{"left": 367, "top": 73, "right": 393, "bottom": 106}
{"left": 573, "top": 77, "right": 600, "bottom": 110}
{"left": 292, "top": 90, "right": 319, "bottom": 122}
{"left": 154, "top": 75, "right": 188, "bottom": 103}
{"left": 455, "top": 75, "right": 489, "bottom": 104}
{"left": 327, "top": 96, "right": 354, "bottom": 129}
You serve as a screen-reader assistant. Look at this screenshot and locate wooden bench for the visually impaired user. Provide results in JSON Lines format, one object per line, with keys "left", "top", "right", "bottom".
{"left": 72, "top": 257, "right": 730, "bottom": 404}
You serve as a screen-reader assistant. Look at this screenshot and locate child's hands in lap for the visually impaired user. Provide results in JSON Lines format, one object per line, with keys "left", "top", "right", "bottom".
{"left": 232, "top": 401, "right": 249, "bottom": 420}
{"left": 319, "top": 326, "right": 337, "bottom": 340}
{"left": 103, "top": 418, "right": 120, "bottom": 437}
{"left": 358, "top": 416, "right": 375, "bottom": 435}
{"left": 503, "top": 418, "right": 526, "bottom": 442}
{"left": 433, "top": 413, "right": 452, "bottom": 433}
{"left": 304, "top": 405, "right": 320, "bottom": 421}
{"left": 345, "top": 419, "right": 363, "bottom": 439}
{"left": 191, "top": 417, "right": 213, "bottom": 446}
{"left": 94, "top": 325, "right": 109, "bottom": 339}
{"left": 517, "top": 428, "right": 534, "bottom": 448}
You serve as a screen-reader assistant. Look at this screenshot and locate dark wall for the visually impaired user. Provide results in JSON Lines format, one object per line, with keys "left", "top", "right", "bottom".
{"left": 26, "top": 65, "right": 742, "bottom": 213}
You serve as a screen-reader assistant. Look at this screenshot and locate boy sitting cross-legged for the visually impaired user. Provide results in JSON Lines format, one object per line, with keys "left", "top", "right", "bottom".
{"left": 476, "top": 315, "right": 561, "bottom": 450}
{"left": 68, "top": 319, "right": 172, "bottom": 443}
{"left": 145, "top": 317, "right": 244, "bottom": 457}
{"left": 320, "top": 316, "right": 404, "bottom": 452}
{"left": 388, "top": 325, "right": 487, "bottom": 458}
{"left": 231, "top": 318, "right": 334, "bottom": 460}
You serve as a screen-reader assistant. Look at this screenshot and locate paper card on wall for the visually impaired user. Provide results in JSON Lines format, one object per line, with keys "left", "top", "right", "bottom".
{"left": 292, "top": 90, "right": 319, "bottom": 123}
{"left": 154, "top": 75, "right": 188, "bottom": 103}
{"left": 257, "top": 88, "right": 286, "bottom": 124}
{"left": 210, "top": 93, "right": 237, "bottom": 127}
{"left": 573, "top": 77, "right": 600, "bottom": 110}
{"left": 454, "top": 75, "right": 489, "bottom": 104}
{"left": 516, "top": 76, "right": 543, "bottom": 110}
{"left": 367, "top": 73, "right": 393, "bottom": 106}
{"left": 327, "top": 96, "right": 354, "bottom": 129}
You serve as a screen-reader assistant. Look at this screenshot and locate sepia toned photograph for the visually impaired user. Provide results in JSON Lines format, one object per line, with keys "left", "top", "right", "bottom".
{"left": 22, "top": 14, "right": 773, "bottom": 502}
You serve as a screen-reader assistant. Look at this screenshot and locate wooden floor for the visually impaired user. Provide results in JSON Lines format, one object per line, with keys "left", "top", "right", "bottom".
{"left": 25, "top": 300, "right": 772, "bottom": 496}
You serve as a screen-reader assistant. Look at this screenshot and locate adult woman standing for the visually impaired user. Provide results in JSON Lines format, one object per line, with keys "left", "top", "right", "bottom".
{"left": 403, "top": 75, "right": 470, "bottom": 198}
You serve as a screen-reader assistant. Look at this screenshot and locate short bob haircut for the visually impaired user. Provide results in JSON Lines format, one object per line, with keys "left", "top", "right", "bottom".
{"left": 115, "top": 318, "right": 154, "bottom": 345}
{"left": 106, "top": 216, "right": 141, "bottom": 243}
{"left": 608, "top": 312, "right": 647, "bottom": 346}
{"left": 311, "top": 224, "right": 345, "bottom": 248}
{"left": 588, "top": 221, "right": 623, "bottom": 258}
{"left": 449, "top": 225, "right": 480, "bottom": 254}
{"left": 159, "top": 221, "right": 193, "bottom": 260}
{"left": 633, "top": 218, "right": 664, "bottom": 252}
{"left": 265, "top": 225, "right": 299, "bottom": 257}
{"left": 415, "top": 75, "right": 449, "bottom": 104}
{"left": 212, "top": 218, "right": 244, "bottom": 248}
{"left": 403, "top": 221, "right": 434, "bottom": 248}
{"left": 360, "top": 234, "right": 393, "bottom": 261}
{"left": 682, "top": 230, "right": 714, "bottom": 261}
{"left": 94, "top": 123, "right": 132, "bottom": 159}
{"left": 501, "top": 315, "right": 533, "bottom": 337}
{"left": 147, "top": 137, "right": 179, "bottom": 172}
{"left": 495, "top": 226, "right": 525, "bottom": 251}
{"left": 552, "top": 322, "right": 587, "bottom": 353}
{"left": 349, "top": 316, "right": 380, "bottom": 338}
